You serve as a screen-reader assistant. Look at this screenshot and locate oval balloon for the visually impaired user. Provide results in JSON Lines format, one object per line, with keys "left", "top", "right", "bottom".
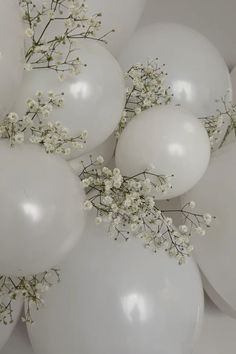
{"left": 27, "top": 214, "right": 204, "bottom": 354}
{"left": 182, "top": 142, "right": 236, "bottom": 317}
{"left": 0, "top": 141, "right": 85, "bottom": 276}
{"left": 115, "top": 106, "right": 210, "bottom": 199}
{"left": 0, "top": 0, "right": 24, "bottom": 116}
{"left": 14, "top": 40, "right": 125, "bottom": 158}
{"left": 69, "top": 133, "right": 115, "bottom": 174}
{"left": 0, "top": 298, "right": 22, "bottom": 351}
{"left": 119, "top": 22, "right": 232, "bottom": 116}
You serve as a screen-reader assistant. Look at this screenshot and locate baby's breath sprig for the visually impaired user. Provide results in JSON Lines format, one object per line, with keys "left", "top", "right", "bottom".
{"left": 79, "top": 157, "right": 213, "bottom": 265}
{"left": 20, "top": 0, "right": 113, "bottom": 77}
{"left": 0, "top": 91, "right": 87, "bottom": 155}
{"left": 200, "top": 92, "right": 235, "bottom": 149}
{"left": 0, "top": 269, "right": 60, "bottom": 325}
{"left": 116, "top": 59, "right": 173, "bottom": 137}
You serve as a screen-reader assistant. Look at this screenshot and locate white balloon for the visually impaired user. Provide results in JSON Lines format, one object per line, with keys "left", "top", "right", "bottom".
{"left": 182, "top": 142, "right": 236, "bottom": 317}
{"left": 14, "top": 40, "right": 125, "bottom": 158}
{"left": 0, "top": 141, "right": 86, "bottom": 276}
{"left": 119, "top": 22, "right": 232, "bottom": 116}
{"left": 0, "top": 0, "right": 24, "bottom": 115}
{"left": 27, "top": 214, "right": 204, "bottom": 354}
{"left": 0, "top": 298, "right": 22, "bottom": 351}
{"left": 86, "top": 0, "right": 147, "bottom": 56}
{"left": 69, "top": 133, "right": 115, "bottom": 174}
{"left": 115, "top": 106, "right": 210, "bottom": 199}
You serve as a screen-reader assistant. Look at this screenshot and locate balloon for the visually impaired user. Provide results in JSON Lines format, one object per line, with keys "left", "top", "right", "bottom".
{"left": 69, "top": 133, "right": 115, "bottom": 174}
{"left": 0, "top": 0, "right": 24, "bottom": 116}
{"left": 115, "top": 106, "right": 210, "bottom": 199}
{"left": 0, "top": 298, "right": 22, "bottom": 352}
{"left": 27, "top": 214, "right": 204, "bottom": 354}
{"left": 181, "top": 142, "right": 236, "bottom": 317}
{"left": 86, "top": 0, "right": 147, "bottom": 56}
{"left": 14, "top": 40, "right": 125, "bottom": 158}
{"left": 0, "top": 141, "right": 85, "bottom": 276}
{"left": 119, "top": 22, "right": 232, "bottom": 116}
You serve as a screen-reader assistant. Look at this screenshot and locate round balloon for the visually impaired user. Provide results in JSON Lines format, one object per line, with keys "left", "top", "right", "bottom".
{"left": 119, "top": 22, "right": 232, "bottom": 116}
{"left": 182, "top": 142, "right": 236, "bottom": 317}
{"left": 0, "top": 141, "right": 86, "bottom": 276}
{"left": 0, "top": 0, "right": 24, "bottom": 116}
{"left": 0, "top": 298, "right": 22, "bottom": 351}
{"left": 14, "top": 40, "right": 125, "bottom": 158}
{"left": 115, "top": 106, "right": 210, "bottom": 199}
{"left": 27, "top": 214, "right": 204, "bottom": 354}
{"left": 69, "top": 133, "right": 115, "bottom": 175}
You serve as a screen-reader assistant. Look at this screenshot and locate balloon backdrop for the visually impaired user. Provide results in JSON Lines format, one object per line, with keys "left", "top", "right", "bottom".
{"left": 0, "top": 0, "right": 24, "bottom": 116}
{"left": 0, "top": 141, "right": 85, "bottom": 276}
{"left": 115, "top": 106, "right": 210, "bottom": 199}
{"left": 14, "top": 40, "right": 125, "bottom": 158}
{"left": 69, "top": 133, "right": 115, "bottom": 174}
{"left": 119, "top": 22, "right": 232, "bottom": 116}
{"left": 0, "top": 298, "right": 22, "bottom": 351}
{"left": 182, "top": 142, "right": 236, "bottom": 317}
{"left": 27, "top": 214, "right": 204, "bottom": 354}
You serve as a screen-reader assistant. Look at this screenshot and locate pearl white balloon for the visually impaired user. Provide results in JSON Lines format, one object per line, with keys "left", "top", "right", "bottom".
{"left": 119, "top": 22, "right": 232, "bottom": 116}
{"left": 27, "top": 214, "right": 204, "bottom": 354}
{"left": 115, "top": 106, "right": 210, "bottom": 199}
{"left": 0, "top": 298, "right": 22, "bottom": 351}
{"left": 0, "top": 0, "right": 24, "bottom": 115}
{"left": 182, "top": 142, "right": 236, "bottom": 317}
{"left": 0, "top": 141, "right": 86, "bottom": 276}
{"left": 14, "top": 40, "right": 125, "bottom": 158}
{"left": 69, "top": 133, "right": 115, "bottom": 174}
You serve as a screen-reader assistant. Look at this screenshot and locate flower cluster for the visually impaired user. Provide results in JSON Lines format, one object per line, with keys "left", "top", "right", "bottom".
{"left": 200, "top": 92, "right": 234, "bottom": 149}
{"left": 0, "top": 91, "right": 87, "bottom": 155}
{"left": 116, "top": 59, "right": 173, "bottom": 137}
{"left": 20, "top": 0, "right": 113, "bottom": 77}
{"left": 80, "top": 158, "right": 214, "bottom": 265}
{"left": 0, "top": 269, "right": 60, "bottom": 325}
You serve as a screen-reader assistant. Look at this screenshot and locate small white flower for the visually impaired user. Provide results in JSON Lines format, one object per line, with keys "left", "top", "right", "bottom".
{"left": 25, "top": 27, "right": 34, "bottom": 38}
{"left": 189, "top": 201, "right": 196, "bottom": 209}
{"left": 14, "top": 132, "right": 24, "bottom": 144}
{"left": 84, "top": 200, "right": 93, "bottom": 210}
{"left": 96, "top": 155, "right": 104, "bottom": 164}
{"left": 203, "top": 213, "right": 212, "bottom": 226}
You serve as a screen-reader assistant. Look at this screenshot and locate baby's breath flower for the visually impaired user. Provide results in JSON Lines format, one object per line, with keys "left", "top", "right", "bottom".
{"left": 79, "top": 159, "right": 213, "bottom": 262}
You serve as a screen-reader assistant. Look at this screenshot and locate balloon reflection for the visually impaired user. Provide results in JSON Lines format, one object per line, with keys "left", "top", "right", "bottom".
{"left": 121, "top": 293, "right": 149, "bottom": 322}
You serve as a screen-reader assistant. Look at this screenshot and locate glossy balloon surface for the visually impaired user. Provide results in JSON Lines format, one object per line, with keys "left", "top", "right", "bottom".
{"left": 0, "top": 141, "right": 85, "bottom": 276}
{"left": 27, "top": 215, "right": 204, "bottom": 354}
{"left": 119, "top": 22, "right": 232, "bottom": 116}
{"left": 115, "top": 106, "right": 210, "bottom": 199}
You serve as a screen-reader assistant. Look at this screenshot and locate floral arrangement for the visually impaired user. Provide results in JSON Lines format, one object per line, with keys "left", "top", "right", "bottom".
{"left": 0, "top": 0, "right": 223, "bottom": 325}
